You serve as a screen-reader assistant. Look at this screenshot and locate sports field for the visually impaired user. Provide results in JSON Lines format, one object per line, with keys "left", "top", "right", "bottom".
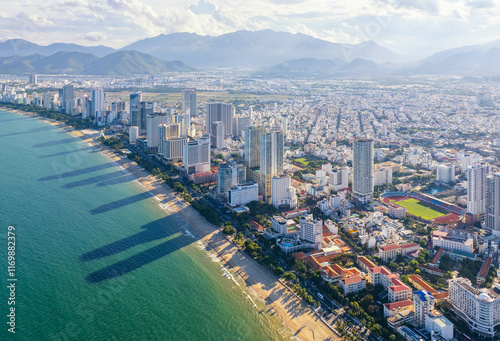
{"left": 392, "top": 198, "right": 448, "bottom": 220}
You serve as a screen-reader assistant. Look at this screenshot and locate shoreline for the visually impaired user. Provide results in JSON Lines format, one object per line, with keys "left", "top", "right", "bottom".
{"left": 2, "top": 107, "right": 338, "bottom": 341}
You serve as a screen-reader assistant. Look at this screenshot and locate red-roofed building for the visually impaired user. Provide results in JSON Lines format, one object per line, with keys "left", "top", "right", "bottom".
{"left": 249, "top": 221, "right": 264, "bottom": 233}
{"left": 430, "top": 248, "right": 443, "bottom": 266}
{"left": 388, "top": 284, "right": 412, "bottom": 302}
{"left": 408, "top": 275, "right": 436, "bottom": 294}
{"left": 339, "top": 275, "right": 366, "bottom": 294}
{"left": 477, "top": 257, "right": 492, "bottom": 284}
{"left": 384, "top": 299, "right": 414, "bottom": 317}
{"left": 379, "top": 243, "right": 420, "bottom": 262}
{"left": 357, "top": 256, "right": 377, "bottom": 272}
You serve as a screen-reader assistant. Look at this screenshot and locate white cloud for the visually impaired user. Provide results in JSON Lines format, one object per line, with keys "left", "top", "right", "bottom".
{"left": 82, "top": 32, "right": 106, "bottom": 41}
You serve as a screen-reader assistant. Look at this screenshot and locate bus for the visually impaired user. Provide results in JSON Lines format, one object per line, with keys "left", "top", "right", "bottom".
{"left": 317, "top": 293, "right": 324, "bottom": 300}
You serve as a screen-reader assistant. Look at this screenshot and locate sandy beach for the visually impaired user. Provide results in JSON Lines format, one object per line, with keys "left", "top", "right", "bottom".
{"left": 4, "top": 108, "right": 339, "bottom": 341}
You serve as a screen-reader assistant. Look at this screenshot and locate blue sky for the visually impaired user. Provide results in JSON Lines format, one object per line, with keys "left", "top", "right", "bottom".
{"left": 2, "top": 0, "right": 500, "bottom": 58}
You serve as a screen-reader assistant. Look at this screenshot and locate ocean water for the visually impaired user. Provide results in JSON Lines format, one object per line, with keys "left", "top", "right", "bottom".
{"left": 0, "top": 110, "right": 291, "bottom": 341}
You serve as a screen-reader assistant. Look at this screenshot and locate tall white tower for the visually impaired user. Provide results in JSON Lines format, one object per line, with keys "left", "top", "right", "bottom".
{"left": 353, "top": 138, "right": 374, "bottom": 204}
{"left": 467, "top": 163, "right": 489, "bottom": 220}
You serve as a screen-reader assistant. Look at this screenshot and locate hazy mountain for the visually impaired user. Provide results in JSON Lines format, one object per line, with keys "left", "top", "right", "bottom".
{"left": 265, "top": 58, "right": 346, "bottom": 73}
{"left": 122, "top": 29, "right": 407, "bottom": 67}
{"left": 0, "top": 39, "right": 115, "bottom": 58}
{"left": 414, "top": 40, "right": 500, "bottom": 74}
{"left": 0, "top": 51, "right": 193, "bottom": 75}
{"left": 82, "top": 50, "right": 194, "bottom": 75}
{"left": 264, "top": 57, "right": 383, "bottom": 74}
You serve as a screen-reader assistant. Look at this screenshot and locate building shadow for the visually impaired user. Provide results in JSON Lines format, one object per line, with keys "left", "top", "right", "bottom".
{"left": 82, "top": 211, "right": 198, "bottom": 283}
{"left": 39, "top": 146, "right": 96, "bottom": 159}
{"left": 90, "top": 191, "right": 153, "bottom": 214}
{"left": 32, "top": 137, "right": 82, "bottom": 148}
{"left": 63, "top": 170, "right": 132, "bottom": 189}
{"left": 0, "top": 125, "right": 57, "bottom": 138}
{"left": 39, "top": 162, "right": 116, "bottom": 181}
{"left": 0, "top": 117, "right": 32, "bottom": 123}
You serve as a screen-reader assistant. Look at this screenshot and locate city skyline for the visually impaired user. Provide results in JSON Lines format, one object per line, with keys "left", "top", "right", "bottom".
{"left": 1, "top": 0, "right": 500, "bottom": 58}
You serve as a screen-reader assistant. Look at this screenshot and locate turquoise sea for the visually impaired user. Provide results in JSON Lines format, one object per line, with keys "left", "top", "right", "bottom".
{"left": 0, "top": 110, "right": 290, "bottom": 341}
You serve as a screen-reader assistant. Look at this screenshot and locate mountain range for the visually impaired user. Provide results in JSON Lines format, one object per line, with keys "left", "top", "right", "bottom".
{"left": 0, "top": 30, "right": 499, "bottom": 75}
{"left": 0, "top": 51, "right": 193, "bottom": 75}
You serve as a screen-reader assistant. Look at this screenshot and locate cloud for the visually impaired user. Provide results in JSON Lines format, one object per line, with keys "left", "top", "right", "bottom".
{"left": 82, "top": 31, "right": 106, "bottom": 41}
{"left": 188, "top": 0, "right": 217, "bottom": 15}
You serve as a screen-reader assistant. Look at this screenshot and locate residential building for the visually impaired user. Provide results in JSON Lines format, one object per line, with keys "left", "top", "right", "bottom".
{"left": 211, "top": 121, "right": 225, "bottom": 149}
{"left": 217, "top": 163, "right": 232, "bottom": 197}
{"left": 129, "top": 126, "right": 139, "bottom": 144}
{"left": 130, "top": 91, "right": 142, "bottom": 128}
{"left": 244, "top": 126, "right": 267, "bottom": 178}
{"left": 181, "top": 89, "right": 197, "bottom": 117}
{"left": 206, "top": 102, "right": 233, "bottom": 136}
{"left": 436, "top": 164, "right": 455, "bottom": 183}
{"left": 271, "top": 174, "right": 297, "bottom": 210}
{"left": 260, "top": 129, "right": 284, "bottom": 201}
{"left": 413, "top": 290, "right": 435, "bottom": 327}
{"left": 467, "top": 163, "right": 489, "bottom": 220}
{"left": 328, "top": 167, "right": 349, "bottom": 192}
{"left": 431, "top": 231, "right": 474, "bottom": 254}
{"left": 374, "top": 166, "right": 393, "bottom": 187}
{"left": 486, "top": 173, "right": 500, "bottom": 236}
{"left": 384, "top": 299, "right": 414, "bottom": 317}
{"left": 146, "top": 114, "right": 169, "bottom": 150}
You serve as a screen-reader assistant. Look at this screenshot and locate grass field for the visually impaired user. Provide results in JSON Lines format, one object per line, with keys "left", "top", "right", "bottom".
{"left": 293, "top": 158, "right": 310, "bottom": 166}
{"left": 394, "top": 198, "right": 448, "bottom": 220}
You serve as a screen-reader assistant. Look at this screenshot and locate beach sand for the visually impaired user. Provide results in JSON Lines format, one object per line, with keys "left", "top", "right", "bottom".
{"left": 5, "top": 108, "right": 339, "bottom": 341}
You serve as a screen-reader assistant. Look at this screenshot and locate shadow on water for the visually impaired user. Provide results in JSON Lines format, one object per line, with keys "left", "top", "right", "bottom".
{"left": 39, "top": 162, "right": 116, "bottom": 181}
{"left": 82, "top": 212, "right": 198, "bottom": 283}
{"left": 0, "top": 125, "right": 57, "bottom": 138}
{"left": 39, "top": 146, "right": 98, "bottom": 159}
{"left": 32, "top": 137, "right": 82, "bottom": 148}
{"left": 0, "top": 117, "right": 32, "bottom": 123}
{"left": 63, "top": 170, "right": 134, "bottom": 189}
{"left": 89, "top": 192, "right": 153, "bottom": 214}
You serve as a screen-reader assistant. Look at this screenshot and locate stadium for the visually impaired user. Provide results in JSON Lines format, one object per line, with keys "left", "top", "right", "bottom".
{"left": 380, "top": 191, "right": 465, "bottom": 224}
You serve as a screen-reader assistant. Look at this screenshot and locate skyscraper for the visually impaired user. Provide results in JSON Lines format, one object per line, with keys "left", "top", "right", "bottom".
{"left": 353, "top": 138, "right": 374, "bottom": 204}
{"left": 217, "top": 163, "right": 232, "bottom": 197}
{"left": 91, "top": 89, "right": 104, "bottom": 120}
{"left": 260, "top": 129, "right": 284, "bottom": 200}
{"left": 140, "top": 101, "right": 154, "bottom": 131}
{"left": 244, "top": 126, "right": 267, "bottom": 177}
{"left": 211, "top": 121, "right": 225, "bottom": 149}
{"left": 467, "top": 163, "right": 489, "bottom": 220}
{"left": 130, "top": 91, "right": 142, "bottom": 127}
{"left": 183, "top": 136, "right": 210, "bottom": 175}
{"left": 206, "top": 102, "right": 233, "bottom": 137}
{"left": 146, "top": 114, "right": 169, "bottom": 150}
{"left": 181, "top": 90, "right": 197, "bottom": 117}
{"left": 62, "top": 84, "right": 74, "bottom": 110}
{"left": 486, "top": 173, "right": 500, "bottom": 236}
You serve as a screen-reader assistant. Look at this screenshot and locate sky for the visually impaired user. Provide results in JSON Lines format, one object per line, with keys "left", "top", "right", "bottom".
{"left": 2, "top": 0, "right": 500, "bottom": 58}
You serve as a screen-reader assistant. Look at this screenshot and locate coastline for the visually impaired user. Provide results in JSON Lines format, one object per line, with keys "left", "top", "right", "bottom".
{"left": 2, "top": 107, "right": 338, "bottom": 341}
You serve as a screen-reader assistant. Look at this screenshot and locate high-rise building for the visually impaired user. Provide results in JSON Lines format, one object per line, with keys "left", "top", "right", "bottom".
{"left": 233, "top": 115, "right": 251, "bottom": 137}
{"left": 299, "top": 214, "right": 322, "bottom": 247}
{"left": 62, "top": 85, "right": 74, "bottom": 110}
{"left": 328, "top": 167, "right": 349, "bottom": 192}
{"left": 449, "top": 277, "right": 500, "bottom": 337}
{"left": 353, "top": 138, "right": 374, "bottom": 204}
{"left": 29, "top": 73, "right": 37, "bottom": 85}
{"left": 437, "top": 164, "right": 455, "bottom": 183}
{"left": 206, "top": 102, "right": 233, "bottom": 137}
{"left": 181, "top": 90, "right": 197, "bottom": 117}
{"left": 271, "top": 174, "right": 297, "bottom": 210}
{"left": 244, "top": 126, "right": 267, "bottom": 177}
{"left": 160, "top": 137, "right": 188, "bottom": 162}
{"left": 146, "top": 114, "right": 169, "bottom": 150}
{"left": 228, "top": 182, "right": 259, "bottom": 207}
{"left": 183, "top": 136, "right": 210, "bottom": 175}
{"left": 139, "top": 101, "right": 154, "bottom": 131}
{"left": 486, "top": 173, "right": 500, "bottom": 236}
{"left": 467, "top": 163, "right": 489, "bottom": 220}
{"left": 260, "top": 129, "right": 284, "bottom": 200}
{"left": 130, "top": 91, "right": 142, "bottom": 127}
{"left": 211, "top": 121, "right": 225, "bottom": 149}
{"left": 217, "top": 163, "right": 232, "bottom": 197}
{"left": 42, "top": 92, "right": 51, "bottom": 109}
{"left": 91, "top": 89, "right": 104, "bottom": 120}
{"left": 129, "top": 126, "right": 139, "bottom": 144}
{"left": 413, "top": 290, "right": 435, "bottom": 327}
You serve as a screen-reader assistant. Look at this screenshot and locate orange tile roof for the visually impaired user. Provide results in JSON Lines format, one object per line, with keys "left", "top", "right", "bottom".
{"left": 384, "top": 299, "right": 413, "bottom": 310}
{"left": 389, "top": 284, "right": 411, "bottom": 293}
{"left": 293, "top": 252, "right": 307, "bottom": 260}
{"left": 341, "top": 275, "right": 364, "bottom": 285}
{"left": 380, "top": 244, "right": 400, "bottom": 252}
{"left": 432, "top": 292, "right": 449, "bottom": 300}
{"left": 431, "top": 248, "right": 443, "bottom": 264}
{"left": 401, "top": 243, "right": 418, "bottom": 249}
{"left": 408, "top": 275, "right": 436, "bottom": 293}
{"left": 479, "top": 257, "right": 492, "bottom": 278}
{"left": 358, "top": 256, "right": 377, "bottom": 269}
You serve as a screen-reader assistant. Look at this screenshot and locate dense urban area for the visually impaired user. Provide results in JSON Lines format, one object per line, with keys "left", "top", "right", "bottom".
{"left": 2, "top": 71, "right": 500, "bottom": 341}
